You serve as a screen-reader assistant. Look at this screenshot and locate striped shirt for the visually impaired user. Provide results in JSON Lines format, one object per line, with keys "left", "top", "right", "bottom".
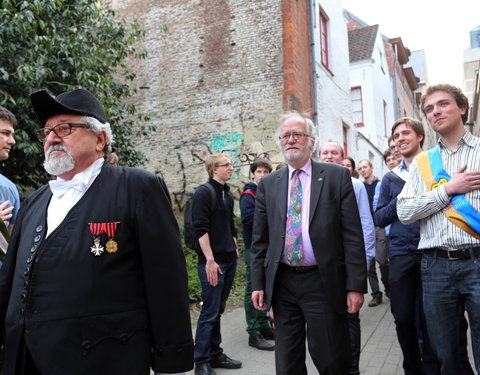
{"left": 397, "top": 131, "right": 480, "bottom": 250}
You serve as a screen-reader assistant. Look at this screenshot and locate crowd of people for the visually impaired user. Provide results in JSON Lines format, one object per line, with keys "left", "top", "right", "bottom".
{"left": 0, "top": 83, "right": 478, "bottom": 375}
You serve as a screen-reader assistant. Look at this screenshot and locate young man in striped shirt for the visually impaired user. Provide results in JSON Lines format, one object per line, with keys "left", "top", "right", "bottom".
{"left": 397, "top": 84, "right": 479, "bottom": 374}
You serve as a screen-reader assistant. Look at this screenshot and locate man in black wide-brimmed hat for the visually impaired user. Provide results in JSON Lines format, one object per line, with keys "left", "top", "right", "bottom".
{"left": 0, "top": 88, "right": 193, "bottom": 375}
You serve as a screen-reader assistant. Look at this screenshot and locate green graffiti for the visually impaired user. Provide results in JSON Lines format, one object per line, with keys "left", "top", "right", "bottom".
{"left": 209, "top": 132, "right": 244, "bottom": 179}
{"left": 209, "top": 132, "right": 243, "bottom": 151}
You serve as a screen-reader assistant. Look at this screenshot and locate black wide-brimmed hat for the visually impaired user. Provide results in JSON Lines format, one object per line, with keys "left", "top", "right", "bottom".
{"left": 30, "top": 88, "right": 107, "bottom": 125}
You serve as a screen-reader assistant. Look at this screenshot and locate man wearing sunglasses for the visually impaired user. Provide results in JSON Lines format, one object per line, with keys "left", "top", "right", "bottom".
{"left": 0, "top": 89, "right": 193, "bottom": 375}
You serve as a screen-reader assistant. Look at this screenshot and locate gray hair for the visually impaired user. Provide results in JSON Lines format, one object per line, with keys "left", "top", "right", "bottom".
{"left": 83, "top": 116, "right": 114, "bottom": 156}
{"left": 274, "top": 112, "right": 317, "bottom": 149}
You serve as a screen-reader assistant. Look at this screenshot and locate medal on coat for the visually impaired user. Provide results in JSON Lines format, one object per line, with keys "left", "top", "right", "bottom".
{"left": 89, "top": 222, "right": 105, "bottom": 256}
{"left": 105, "top": 222, "right": 120, "bottom": 253}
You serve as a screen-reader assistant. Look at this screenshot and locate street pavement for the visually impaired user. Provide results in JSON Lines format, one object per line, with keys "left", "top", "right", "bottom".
{"left": 183, "top": 296, "right": 405, "bottom": 375}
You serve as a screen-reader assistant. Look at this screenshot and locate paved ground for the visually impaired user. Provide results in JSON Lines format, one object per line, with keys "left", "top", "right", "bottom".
{"left": 184, "top": 296, "right": 404, "bottom": 375}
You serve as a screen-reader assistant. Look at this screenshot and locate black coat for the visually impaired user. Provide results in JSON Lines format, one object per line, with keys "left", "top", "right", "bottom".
{"left": 0, "top": 163, "right": 193, "bottom": 375}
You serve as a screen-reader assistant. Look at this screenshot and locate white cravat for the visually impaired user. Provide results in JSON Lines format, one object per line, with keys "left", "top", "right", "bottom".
{"left": 46, "top": 158, "right": 105, "bottom": 237}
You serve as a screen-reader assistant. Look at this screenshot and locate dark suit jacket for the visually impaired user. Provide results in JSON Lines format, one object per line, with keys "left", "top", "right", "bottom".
{"left": 250, "top": 160, "right": 367, "bottom": 313}
{"left": 0, "top": 163, "right": 193, "bottom": 375}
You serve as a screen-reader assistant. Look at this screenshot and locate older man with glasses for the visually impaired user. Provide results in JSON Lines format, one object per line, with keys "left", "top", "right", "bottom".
{"left": 0, "top": 88, "right": 193, "bottom": 375}
{"left": 251, "top": 112, "right": 367, "bottom": 374}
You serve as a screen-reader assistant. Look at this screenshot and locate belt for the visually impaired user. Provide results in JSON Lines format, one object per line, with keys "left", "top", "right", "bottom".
{"left": 280, "top": 263, "right": 318, "bottom": 272}
{"left": 424, "top": 247, "right": 480, "bottom": 260}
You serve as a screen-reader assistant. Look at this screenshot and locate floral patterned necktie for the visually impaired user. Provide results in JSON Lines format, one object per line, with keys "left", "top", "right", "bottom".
{"left": 283, "top": 169, "right": 303, "bottom": 265}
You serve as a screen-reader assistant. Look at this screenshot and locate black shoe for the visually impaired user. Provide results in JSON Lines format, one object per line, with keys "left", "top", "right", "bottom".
{"left": 249, "top": 334, "right": 275, "bottom": 351}
{"left": 260, "top": 327, "right": 275, "bottom": 340}
{"left": 210, "top": 353, "right": 242, "bottom": 369}
{"left": 195, "top": 363, "right": 216, "bottom": 375}
{"left": 368, "top": 295, "right": 382, "bottom": 307}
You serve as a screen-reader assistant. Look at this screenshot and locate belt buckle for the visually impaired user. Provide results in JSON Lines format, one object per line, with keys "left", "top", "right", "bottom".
{"left": 447, "top": 250, "right": 460, "bottom": 261}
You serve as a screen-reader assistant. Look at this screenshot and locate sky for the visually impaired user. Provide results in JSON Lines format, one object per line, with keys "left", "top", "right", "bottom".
{"left": 340, "top": 0, "right": 480, "bottom": 88}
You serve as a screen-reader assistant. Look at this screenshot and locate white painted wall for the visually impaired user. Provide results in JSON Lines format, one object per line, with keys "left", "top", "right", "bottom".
{"left": 313, "top": 0, "right": 358, "bottom": 157}
{"left": 349, "top": 32, "right": 394, "bottom": 177}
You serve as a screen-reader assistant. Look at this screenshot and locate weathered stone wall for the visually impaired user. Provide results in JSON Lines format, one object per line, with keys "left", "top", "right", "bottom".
{"left": 110, "top": 0, "right": 287, "bottom": 213}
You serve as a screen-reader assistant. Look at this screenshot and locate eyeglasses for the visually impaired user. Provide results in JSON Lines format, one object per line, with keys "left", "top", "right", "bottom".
{"left": 36, "top": 122, "right": 90, "bottom": 142}
{"left": 216, "top": 162, "right": 233, "bottom": 168}
{"left": 278, "top": 132, "right": 310, "bottom": 142}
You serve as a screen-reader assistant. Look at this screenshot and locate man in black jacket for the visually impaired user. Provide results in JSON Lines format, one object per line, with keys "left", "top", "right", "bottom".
{"left": 191, "top": 154, "right": 241, "bottom": 375}
{"left": 240, "top": 158, "right": 273, "bottom": 351}
{"left": 0, "top": 89, "right": 193, "bottom": 375}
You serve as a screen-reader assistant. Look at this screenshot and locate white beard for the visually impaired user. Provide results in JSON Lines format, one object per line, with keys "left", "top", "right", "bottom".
{"left": 44, "top": 145, "right": 75, "bottom": 176}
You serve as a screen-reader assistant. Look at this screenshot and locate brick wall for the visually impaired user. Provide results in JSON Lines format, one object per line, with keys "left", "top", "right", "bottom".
{"left": 110, "top": 0, "right": 290, "bottom": 213}
{"left": 282, "top": 0, "right": 313, "bottom": 113}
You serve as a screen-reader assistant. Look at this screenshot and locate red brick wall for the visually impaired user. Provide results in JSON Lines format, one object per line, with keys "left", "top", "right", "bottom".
{"left": 282, "top": 0, "right": 313, "bottom": 113}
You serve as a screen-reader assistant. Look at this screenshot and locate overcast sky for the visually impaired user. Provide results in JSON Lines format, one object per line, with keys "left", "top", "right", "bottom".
{"left": 340, "top": 0, "right": 480, "bottom": 88}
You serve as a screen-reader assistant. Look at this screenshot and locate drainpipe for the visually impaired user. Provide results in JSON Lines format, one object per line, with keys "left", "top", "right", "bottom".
{"left": 392, "top": 43, "right": 399, "bottom": 119}
{"left": 309, "top": 0, "right": 319, "bottom": 154}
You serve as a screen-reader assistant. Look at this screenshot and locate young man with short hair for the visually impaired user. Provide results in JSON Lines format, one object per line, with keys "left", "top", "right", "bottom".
{"left": 398, "top": 84, "right": 480, "bottom": 374}
{"left": 240, "top": 158, "right": 274, "bottom": 351}
{"left": 0, "top": 106, "right": 20, "bottom": 232}
{"left": 375, "top": 117, "right": 440, "bottom": 374}
{"left": 191, "top": 154, "right": 241, "bottom": 375}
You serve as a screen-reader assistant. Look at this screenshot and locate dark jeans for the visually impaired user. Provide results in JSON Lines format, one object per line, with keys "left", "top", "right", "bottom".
{"left": 389, "top": 254, "right": 440, "bottom": 375}
{"left": 422, "top": 253, "right": 479, "bottom": 375}
{"left": 368, "top": 227, "right": 389, "bottom": 297}
{"left": 194, "top": 258, "right": 237, "bottom": 364}
{"left": 243, "top": 249, "right": 270, "bottom": 336}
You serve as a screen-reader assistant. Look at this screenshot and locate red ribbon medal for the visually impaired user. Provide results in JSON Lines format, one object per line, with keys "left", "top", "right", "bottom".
{"left": 105, "top": 222, "right": 120, "bottom": 253}
{"left": 89, "top": 223, "right": 105, "bottom": 256}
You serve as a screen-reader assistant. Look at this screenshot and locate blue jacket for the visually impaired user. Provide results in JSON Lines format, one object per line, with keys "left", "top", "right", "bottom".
{"left": 374, "top": 174, "right": 421, "bottom": 258}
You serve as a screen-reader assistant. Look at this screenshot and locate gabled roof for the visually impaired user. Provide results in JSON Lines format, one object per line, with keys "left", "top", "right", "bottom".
{"left": 348, "top": 25, "right": 379, "bottom": 63}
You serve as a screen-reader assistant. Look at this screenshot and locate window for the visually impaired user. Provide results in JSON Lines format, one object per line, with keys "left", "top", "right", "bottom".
{"left": 351, "top": 87, "right": 364, "bottom": 126}
{"left": 320, "top": 11, "right": 329, "bottom": 69}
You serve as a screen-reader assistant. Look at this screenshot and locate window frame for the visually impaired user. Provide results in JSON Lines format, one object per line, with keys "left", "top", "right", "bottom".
{"left": 319, "top": 10, "right": 330, "bottom": 69}
{"left": 351, "top": 86, "right": 364, "bottom": 127}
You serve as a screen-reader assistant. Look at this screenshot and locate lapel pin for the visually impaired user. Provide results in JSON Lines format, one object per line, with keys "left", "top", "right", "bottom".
{"left": 318, "top": 178, "right": 323, "bottom": 181}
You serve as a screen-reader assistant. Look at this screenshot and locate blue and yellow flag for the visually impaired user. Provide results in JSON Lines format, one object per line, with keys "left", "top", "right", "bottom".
{"left": 416, "top": 146, "right": 480, "bottom": 240}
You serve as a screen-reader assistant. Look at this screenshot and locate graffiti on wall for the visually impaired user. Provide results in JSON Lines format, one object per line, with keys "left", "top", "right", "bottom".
{"left": 154, "top": 119, "right": 280, "bottom": 213}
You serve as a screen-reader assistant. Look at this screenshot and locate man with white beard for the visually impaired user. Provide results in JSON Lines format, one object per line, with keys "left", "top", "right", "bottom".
{"left": 0, "top": 89, "right": 193, "bottom": 375}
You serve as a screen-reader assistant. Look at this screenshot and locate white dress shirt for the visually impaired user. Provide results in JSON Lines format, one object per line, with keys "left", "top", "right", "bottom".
{"left": 46, "top": 158, "right": 104, "bottom": 237}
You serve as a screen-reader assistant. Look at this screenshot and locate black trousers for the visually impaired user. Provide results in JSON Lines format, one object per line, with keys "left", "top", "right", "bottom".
{"left": 16, "top": 334, "right": 41, "bottom": 375}
{"left": 272, "top": 264, "right": 351, "bottom": 375}
{"left": 389, "top": 254, "right": 440, "bottom": 375}
{"left": 347, "top": 312, "right": 360, "bottom": 375}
